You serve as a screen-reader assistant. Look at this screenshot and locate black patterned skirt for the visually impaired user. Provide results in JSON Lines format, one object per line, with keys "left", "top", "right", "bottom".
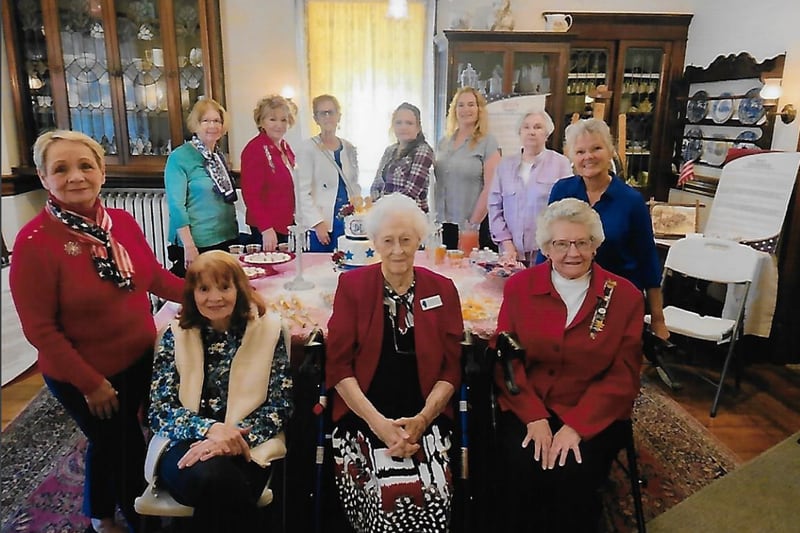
{"left": 331, "top": 424, "right": 453, "bottom": 532}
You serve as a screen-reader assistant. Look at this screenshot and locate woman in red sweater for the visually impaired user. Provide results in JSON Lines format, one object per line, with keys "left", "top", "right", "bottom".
{"left": 9, "top": 130, "right": 184, "bottom": 533}
{"left": 240, "top": 95, "right": 297, "bottom": 251}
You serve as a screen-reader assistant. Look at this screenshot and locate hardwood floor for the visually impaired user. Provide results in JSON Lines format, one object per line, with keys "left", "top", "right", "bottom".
{"left": 3, "top": 359, "right": 800, "bottom": 462}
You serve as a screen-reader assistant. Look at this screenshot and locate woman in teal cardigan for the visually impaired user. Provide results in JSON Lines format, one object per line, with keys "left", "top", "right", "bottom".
{"left": 165, "top": 98, "right": 239, "bottom": 276}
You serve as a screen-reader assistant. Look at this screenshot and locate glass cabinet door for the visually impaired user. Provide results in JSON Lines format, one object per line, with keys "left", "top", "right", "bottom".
{"left": 565, "top": 48, "right": 610, "bottom": 119}
{"left": 3, "top": 0, "right": 224, "bottom": 175}
{"left": 451, "top": 51, "right": 504, "bottom": 98}
{"left": 619, "top": 45, "right": 665, "bottom": 188}
{"left": 511, "top": 51, "right": 552, "bottom": 95}
{"left": 57, "top": 0, "right": 117, "bottom": 155}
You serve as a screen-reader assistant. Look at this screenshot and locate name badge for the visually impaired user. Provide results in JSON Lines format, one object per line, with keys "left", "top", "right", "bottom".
{"left": 420, "top": 295, "right": 443, "bottom": 311}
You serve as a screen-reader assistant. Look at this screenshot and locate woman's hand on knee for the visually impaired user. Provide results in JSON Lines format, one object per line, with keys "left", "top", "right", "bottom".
{"left": 522, "top": 419, "right": 552, "bottom": 469}
{"left": 205, "top": 423, "right": 252, "bottom": 460}
{"left": 546, "top": 424, "right": 582, "bottom": 469}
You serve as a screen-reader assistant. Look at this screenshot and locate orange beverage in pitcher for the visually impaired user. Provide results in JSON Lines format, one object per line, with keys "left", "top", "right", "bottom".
{"left": 458, "top": 228, "right": 479, "bottom": 255}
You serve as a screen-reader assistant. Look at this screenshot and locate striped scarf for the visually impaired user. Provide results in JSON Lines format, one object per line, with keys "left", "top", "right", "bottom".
{"left": 46, "top": 198, "right": 135, "bottom": 290}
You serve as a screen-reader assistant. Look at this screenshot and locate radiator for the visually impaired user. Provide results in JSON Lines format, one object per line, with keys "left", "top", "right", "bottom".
{"left": 99, "top": 188, "right": 171, "bottom": 269}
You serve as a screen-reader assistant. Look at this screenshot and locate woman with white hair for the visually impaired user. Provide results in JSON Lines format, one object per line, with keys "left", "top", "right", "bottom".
{"left": 495, "top": 198, "right": 644, "bottom": 532}
{"left": 547, "top": 117, "right": 667, "bottom": 339}
{"left": 488, "top": 109, "right": 573, "bottom": 265}
{"left": 326, "top": 193, "right": 464, "bottom": 532}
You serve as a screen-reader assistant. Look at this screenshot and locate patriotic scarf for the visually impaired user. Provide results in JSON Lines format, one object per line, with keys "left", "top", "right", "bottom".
{"left": 190, "top": 135, "right": 237, "bottom": 204}
{"left": 46, "top": 198, "right": 135, "bottom": 290}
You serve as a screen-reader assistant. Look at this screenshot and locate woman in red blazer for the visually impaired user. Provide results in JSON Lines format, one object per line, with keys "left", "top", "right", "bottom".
{"left": 495, "top": 198, "right": 644, "bottom": 533}
{"left": 326, "top": 193, "right": 464, "bottom": 532}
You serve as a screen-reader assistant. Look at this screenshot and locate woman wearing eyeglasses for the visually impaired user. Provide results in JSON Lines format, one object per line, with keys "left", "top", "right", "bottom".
{"left": 240, "top": 95, "right": 298, "bottom": 251}
{"left": 295, "top": 94, "right": 360, "bottom": 252}
{"left": 495, "top": 198, "right": 644, "bottom": 533}
{"left": 326, "top": 193, "right": 464, "bottom": 532}
{"left": 164, "top": 98, "right": 239, "bottom": 277}
{"left": 487, "top": 110, "right": 573, "bottom": 265}
{"left": 545, "top": 118, "right": 668, "bottom": 339}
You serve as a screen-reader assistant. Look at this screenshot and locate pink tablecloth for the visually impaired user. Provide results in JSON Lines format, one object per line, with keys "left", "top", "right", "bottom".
{"left": 155, "top": 252, "right": 505, "bottom": 340}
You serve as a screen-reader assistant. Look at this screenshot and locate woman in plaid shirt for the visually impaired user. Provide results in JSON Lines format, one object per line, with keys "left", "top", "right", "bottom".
{"left": 371, "top": 102, "right": 434, "bottom": 212}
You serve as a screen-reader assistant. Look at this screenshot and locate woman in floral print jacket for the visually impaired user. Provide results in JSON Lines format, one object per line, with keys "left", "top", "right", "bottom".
{"left": 148, "top": 251, "right": 293, "bottom": 532}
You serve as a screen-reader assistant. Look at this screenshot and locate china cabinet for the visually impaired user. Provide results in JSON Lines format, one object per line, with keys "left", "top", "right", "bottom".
{"left": 434, "top": 30, "right": 572, "bottom": 152}
{"left": 553, "top": 12, "right": 693, "bottom": 200}
{"left": 2, "top": 0, "right": 225, "bottom": 190}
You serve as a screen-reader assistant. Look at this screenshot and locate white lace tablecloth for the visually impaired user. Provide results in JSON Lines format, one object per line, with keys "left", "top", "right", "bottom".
{"left": 155, "top": 252, "right": 505, "bottom": 340}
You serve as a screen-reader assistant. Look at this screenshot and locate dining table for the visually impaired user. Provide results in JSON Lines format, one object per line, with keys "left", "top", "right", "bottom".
{"left": 155, "top": 251, "right": 507, "bottom": 341}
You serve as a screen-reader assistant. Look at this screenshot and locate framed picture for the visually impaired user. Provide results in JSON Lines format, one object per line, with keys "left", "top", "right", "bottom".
{"left": 649, "top": 200, "right": 703, "bottom": 237}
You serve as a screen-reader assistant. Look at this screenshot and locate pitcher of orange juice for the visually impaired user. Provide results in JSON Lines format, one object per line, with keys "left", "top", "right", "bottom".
{"left": 458, "top": 221, "right": 480, "bottom": 254}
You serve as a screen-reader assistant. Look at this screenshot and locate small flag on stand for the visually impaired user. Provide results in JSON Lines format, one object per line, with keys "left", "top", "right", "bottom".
{"left": 678, "top": 160, "right": 695, "bottom": 187}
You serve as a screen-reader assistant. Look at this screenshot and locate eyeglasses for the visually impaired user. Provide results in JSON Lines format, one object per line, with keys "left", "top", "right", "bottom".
{"left": 550, "top": 238, "right": 593, "bottom": 253}
{"left": 314, "top": 109, "right": 337, "bottom": 117}
{"left": 200, "top": 118, "right": 223, "bottom": 125}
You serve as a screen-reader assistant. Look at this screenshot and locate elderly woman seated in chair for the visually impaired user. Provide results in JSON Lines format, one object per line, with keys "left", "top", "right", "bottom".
{"left": 148, "top": 250, "right": 293, "bottom": 532}
{"left": 495, "top": 198, "right": 644, "bottom": 533}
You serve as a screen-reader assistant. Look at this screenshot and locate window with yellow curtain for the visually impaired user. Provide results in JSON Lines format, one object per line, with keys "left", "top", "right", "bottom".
{"left": 305, "top": 0, "right": 428, "bottom": 193}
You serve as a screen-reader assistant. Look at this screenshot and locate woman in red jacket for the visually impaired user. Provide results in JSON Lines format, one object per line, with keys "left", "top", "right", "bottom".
{"left": 240, "top": 95, "right": 297, "bottom": 251}
{"left": 326, "top": 193, "right": 464, "bottom": 532}
{"left": 495, "top": 198, "right": 644, "bottom": 533}
{"left": 10, "top": 130, "right": 184, "bottom": 533}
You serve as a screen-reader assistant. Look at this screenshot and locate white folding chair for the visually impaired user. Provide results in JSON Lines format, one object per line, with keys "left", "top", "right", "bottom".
{"left": 647, "top": 237, "right": 762, "bottom": 417}
{"left": 134, "top": 433, "right": 285, "bottom": 532}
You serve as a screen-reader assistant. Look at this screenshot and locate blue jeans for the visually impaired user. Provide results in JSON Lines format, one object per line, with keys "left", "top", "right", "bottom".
{"left": 44, "top": 352, "right": 153, "bottom": 531}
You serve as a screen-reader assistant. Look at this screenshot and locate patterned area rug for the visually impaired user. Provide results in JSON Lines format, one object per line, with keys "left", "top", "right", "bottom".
{"left": 602, "top": 375, "right": 741, "bottom": 531}
{"left": 1, "top": 379, "right": 741, "bottom": 532}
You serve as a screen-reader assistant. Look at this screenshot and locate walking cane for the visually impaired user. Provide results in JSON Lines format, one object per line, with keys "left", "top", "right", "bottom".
{"left": 298, "top": 328, "right": 326, "bottom": 533}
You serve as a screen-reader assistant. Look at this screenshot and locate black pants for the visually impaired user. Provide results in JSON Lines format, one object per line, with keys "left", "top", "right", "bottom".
{"left": 44, "top": 353, "right": 153, "bottom": 530}
{"left": 168, "top": 239, "right": 240, "bottom": 277}
{"left": 158, "top": 440, "right": 272, "bottom": 533}
{"left": 441, "top": 218, "right": 496, "bottom": 251}
{"left": 496, "top": 410, "right": 627, "bottom": 533}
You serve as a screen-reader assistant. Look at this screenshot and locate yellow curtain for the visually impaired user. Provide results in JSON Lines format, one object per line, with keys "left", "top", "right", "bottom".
{"left": 306, "top": 1, "right": 427, "bottom": 193}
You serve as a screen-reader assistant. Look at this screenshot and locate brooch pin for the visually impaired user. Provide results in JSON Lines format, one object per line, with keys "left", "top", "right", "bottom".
{"left": 263, "top": 145, "right": 276, "bottom": 171}
{"left": 589, "top": 279, "right": 617, "bottom": 339}
{"left": 64, "top": 241, "right": 81, "bottom": 256}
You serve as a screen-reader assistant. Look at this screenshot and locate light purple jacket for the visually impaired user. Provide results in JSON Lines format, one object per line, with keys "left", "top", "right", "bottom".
{"left": 488, "top": 149, "right": 572, "bottom": 257}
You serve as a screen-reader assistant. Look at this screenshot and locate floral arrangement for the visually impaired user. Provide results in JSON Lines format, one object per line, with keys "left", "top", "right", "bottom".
{"left": 331, "top": 250, "right": 346, "bottom": 267}
{"left": 337, "top": 203, "right": 355, "bottom": 219}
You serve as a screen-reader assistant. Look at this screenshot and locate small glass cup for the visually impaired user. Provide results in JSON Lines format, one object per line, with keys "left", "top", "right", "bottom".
{"left": 245, "top": 244, "right": 262, "bottom": 254}
{"left": 228, "top": 244, "right": 245, "bottom": 255}
{"left": 447, "top": 249, "right": 465, "bottom": 268}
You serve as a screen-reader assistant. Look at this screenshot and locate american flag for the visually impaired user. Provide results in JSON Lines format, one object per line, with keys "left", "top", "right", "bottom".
{"left": 678, "top": 160, "right": 695, "bottom": 186}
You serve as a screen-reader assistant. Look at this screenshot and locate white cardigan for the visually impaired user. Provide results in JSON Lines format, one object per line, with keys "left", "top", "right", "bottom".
{"left": 295, "top": 135, "right": 360, "bottom": 229}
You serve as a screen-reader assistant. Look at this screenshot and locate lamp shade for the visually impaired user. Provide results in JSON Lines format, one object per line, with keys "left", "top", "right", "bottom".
{"left": 760, "top": 78, "right": 783, "bottom": 100}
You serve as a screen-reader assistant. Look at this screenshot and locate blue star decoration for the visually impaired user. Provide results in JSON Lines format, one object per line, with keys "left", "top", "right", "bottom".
{"left": 365, "top": 248, "right": 375, "bottom": 258}
{"left": 344, "top": 250, "right": 354, "bottom": 260}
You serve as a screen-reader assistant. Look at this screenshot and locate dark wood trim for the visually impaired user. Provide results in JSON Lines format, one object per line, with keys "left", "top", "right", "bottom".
{"left": 442, "top": 30, "right": 573, "bottom": 44}
{"left": 546, "top": 11, "right": 694, "bottom": 41}
{"left": 2, "top": 0, "right": 32, "bottom": 167}
{"left": 683, "top": 52, "right": 785, "bottom": 84}
{"left": 2, "top": 172, "right": 42, "bottom": 196}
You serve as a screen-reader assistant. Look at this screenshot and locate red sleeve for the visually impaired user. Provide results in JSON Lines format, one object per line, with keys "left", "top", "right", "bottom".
{"left": 438, "top": 278, "right": 464, "bottom": 388}
{"left": 325, "top": 273, "right": 359, "bottom": 388}
{"left": 9, "top": 226, "right": 104, "bottom": 394}
{"left": 240, "top": 141, "right": 273, "bottom": 233}
{"left": 561, "top": 286, "right": 644, "bottom": 438}
{"left": 494, "top": 273, "right": 550, "bottom": 424}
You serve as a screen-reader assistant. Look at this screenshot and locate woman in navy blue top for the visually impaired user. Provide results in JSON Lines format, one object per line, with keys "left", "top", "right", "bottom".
{"left": 546, "top": 118, "right": 668, "bottom": 339}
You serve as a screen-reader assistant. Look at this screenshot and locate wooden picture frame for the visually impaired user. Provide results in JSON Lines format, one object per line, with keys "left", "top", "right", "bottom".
{"left": 649, "top": 199, "right": 704, "bottom": 237}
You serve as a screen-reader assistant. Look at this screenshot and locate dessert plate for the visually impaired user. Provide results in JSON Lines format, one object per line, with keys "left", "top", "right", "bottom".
{"left": 682, "top": 127, "right": 703, "bottom": 162}
{"left": 241, "top": 252, "right": 294, "bottom": 266}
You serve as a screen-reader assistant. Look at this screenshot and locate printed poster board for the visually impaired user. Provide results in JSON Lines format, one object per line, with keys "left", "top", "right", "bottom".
{"left": 486, "top": 94, "right": 548, "bottom": 156}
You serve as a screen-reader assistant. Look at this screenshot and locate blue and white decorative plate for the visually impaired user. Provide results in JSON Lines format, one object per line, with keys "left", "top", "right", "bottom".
{"left": 711, "top": 92, "right": 735, "bottom": 124}
{"left": 733, "top": 130, "right": 759, "bottom": 149}
{"left": 738, "top": 88, "right": 765, "bottom": 125}
{"left": 687, "top": 90, "right": 708, "bottom": 123}
{"left": 682, "top": 127, "right": 703, "bottom": 162}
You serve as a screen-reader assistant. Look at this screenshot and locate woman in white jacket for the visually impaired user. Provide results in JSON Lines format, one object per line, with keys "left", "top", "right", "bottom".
{"left": 296, "top": 94, "right": 360, "bottom": 252}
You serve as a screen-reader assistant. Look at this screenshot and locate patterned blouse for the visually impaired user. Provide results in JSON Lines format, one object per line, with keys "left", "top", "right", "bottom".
{"left": 149, "top": 324, "right": 293, "bottom": 449}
